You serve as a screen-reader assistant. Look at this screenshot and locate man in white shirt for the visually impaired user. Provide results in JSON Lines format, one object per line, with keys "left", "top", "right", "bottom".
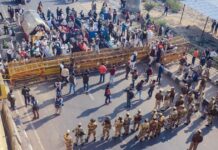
{"left": 130, "top": 52, "right": 137, "bottom": 69}
{"left": 61, "top": 67, "right": 69, "bottom": 84}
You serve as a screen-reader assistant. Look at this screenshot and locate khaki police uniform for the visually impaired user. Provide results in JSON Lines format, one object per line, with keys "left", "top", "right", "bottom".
{"left": 123, "top": 115, "right": 131, "bottom": 135}
{"left": 136, "top": 121, "right": 150, "bottom": 141}
{"left": 86, "top": 119, "right": 97, "bottom": 142}
{"left": 114, "top": 118, "right": 123, "bottom": 137}
{"left": 102, "top": 119, "right": 111, "bottom": 140}
{"left": 64, "top": 133, "right": 73, "bottom": 150}
{"left": 73, "top": 125, "right": 85, "bottom": 145}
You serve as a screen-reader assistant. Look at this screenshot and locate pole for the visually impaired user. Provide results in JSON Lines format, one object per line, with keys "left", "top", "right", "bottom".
{"left": 180, "top": 4, "right": 186, "bottom": 24}
{"left": 201, "top": 16, "right": 209, "bottom": 39}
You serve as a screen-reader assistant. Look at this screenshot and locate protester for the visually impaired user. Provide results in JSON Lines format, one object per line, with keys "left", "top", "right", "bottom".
{"left": 3, "top": 1, "right": 218, "bottom": 149}
{"left": 31, "top": 96, "right": 40, "bottom": 120}
{"left": 130, "top": 52, "right": 137, "bottom": 69}
{"left": 131, "top": 69, "right": 138, "bottom": 88}
{"left": 82, "top": 70, "right": 89, "bottom": 93}
{"left": 55, "top": 95, "right": 64, "bottom": 115}
{"left": 68, "top": 73, "right": 77, "bottom": 95}
{"left": 148, "top": 80, "right": 156, "bottom": 98}
{"left": 125, "top": 63, "right": 131, "bottom": 79}
{"left": 99, "top": 63, "right": 107, "bottom": 83}
{"left": 61, "top": 66, "right": 70, "bottom": 84}
{"left": 104, "top": 84, "right": 111, "bottom": 104}
{"left": 157, "top": 64, "right": 164, "bottom": 84}
{"left": 135, "top": 80, "right": 144, "bottom": 100}
{"left": 146, "top": 65, "right": 153, "bottom": 82}
{"left": 163, "top": 4, "right": 169, "bottom": 16}
{"left": 192, "top": 49, "right": 199, "bottom": 66}
{"left": 55, "top": 79, "right": 62, "bottom": 97}
{"left": 125, "top": 86, "right": 134, "bottom": 108}
{"left": 109, "top": 65, "right": 116, "bottom": 84}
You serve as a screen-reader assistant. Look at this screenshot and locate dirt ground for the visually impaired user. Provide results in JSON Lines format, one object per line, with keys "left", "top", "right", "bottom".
{"left": 144, "top": 2, "right": 218, "bottom": 50}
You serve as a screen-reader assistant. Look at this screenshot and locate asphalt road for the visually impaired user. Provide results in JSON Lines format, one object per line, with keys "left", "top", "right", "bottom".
{"left": 11, "top": 63, "right": 218, "bottom": 150}
{"left": 0, "top": 0, "right": 218, "bottom": 150}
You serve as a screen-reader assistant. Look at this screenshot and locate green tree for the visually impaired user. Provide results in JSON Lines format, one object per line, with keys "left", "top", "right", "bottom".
{"left": 144, "top": 2, "right": 156, "bottom": 12}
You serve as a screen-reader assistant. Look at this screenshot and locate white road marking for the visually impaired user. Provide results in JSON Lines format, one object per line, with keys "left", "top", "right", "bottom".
{"left": 28, "top": 144, "right": 33, "bottom": 150}
{"left": 3, "top": 82, "right": 34, "bottom": 150}
{"left": 88, "top": 93, "right": 95, "bottom": 101}
{"left": 17, "top": 91, "right": 45, "bottom": 150}
{"left": 0, "top": 0, "right": 7, "bottom": 17}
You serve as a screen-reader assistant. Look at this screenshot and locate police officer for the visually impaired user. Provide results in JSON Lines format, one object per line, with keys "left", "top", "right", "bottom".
{"left": 149, "top": 117, "right": 158, "bottom": 138}
{"left": 175, "top": 96, "right": 185, "bottom": 109}
{"left": 162, "top": 90, "right": 171, "bottom": 111}
{"left": 21, "top": 86, "right": 30, "bottom": 107}
{"left": 169, "top": 87, "right": 175, "bottom": 105}
{"left": 188, "top": 130, "right": 203, "bottom": 150}
{"left": 114, "top": 116, "right": 123, "bottom": 138}
{"left": 86, "top": 119, "right": 97, "bottom": 142}
{"left": 7, "top": 89, "right": 16, "bottom": 110}
{"left": 151, "top": 109, "right": 158, "bottom": 120}
{"left": 157, "top": 113, "right": 165, "bottom": 136}
{"left": 169, "top": 107, "right": 178, "bottom": 129}
{"left": 72, "top": 123, "right": 85, "bottom": 146}
{"left": 185, "top": 104, "right": 195, "bottom": 125}
{"left": 135, "top": 119, "right": 150, "bottom": 141}
{"left": 177, "top": 104, "right": 187, "bottom": 126}
{"left": 101, "top": 116, "right": 112, "bottom": 140}
{"left": 155, "top": 90, "right": 163, "bottom": 110}
{"left": 132, "top": 109, "right": 142, "bottom": 132}
{"left": 123, "top": 113, "right": 131, "bottom": 135}
{"left": 206, "top": 98, "right": 216, "bottom": 127}
{"left": 64, "top": 130, "right": 73, "bottom": 150}
{"left": 187, "top": 92, "right": 194, "bottom": 106}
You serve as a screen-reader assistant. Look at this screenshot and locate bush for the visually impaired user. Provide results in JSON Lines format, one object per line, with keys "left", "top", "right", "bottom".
{"left": 144, "top": 2, "right": 156, "bottom": 12}
{"left": 166, "top": 0, "right": 181, "bottom": 13}
{"left": 155, "top": 19, "right": 167, "bottom": 27}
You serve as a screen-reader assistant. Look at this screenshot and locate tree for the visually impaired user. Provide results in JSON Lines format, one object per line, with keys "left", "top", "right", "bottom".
{"left": 144, "top": 2, "right": 156, "bottom": 12}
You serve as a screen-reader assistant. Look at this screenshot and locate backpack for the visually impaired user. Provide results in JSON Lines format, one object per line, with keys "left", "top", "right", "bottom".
{"left": 147, "top": 68, "right": 153, "bottom": 75}
{"left": 128, "top": 91, "right": 134, "bottom": 99}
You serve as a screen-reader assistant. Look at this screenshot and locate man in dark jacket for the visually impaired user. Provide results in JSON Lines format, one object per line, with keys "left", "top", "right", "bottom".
{"left": 125, "top": 63, "right": 131, "bottom": 79}
{"left": 31, "top": 96, "right": 39, "bottom": 120}
{"left": 146, "top": 65, "right": 153, "bottom": 82}
{"left": 135, "top": 80, "right": 144, "bottom": 99}
{"left": 188, "top": 130, "right": 203, "bottom": 150}
{"left": 157, "top": 64, "right": 164, "bottom": 84}
{"left": 68, "top": 73, "right": 77, "bottom": 95}
{"left": 21, "top": 86, "right": 30, "bottom": 107}
{"left": 82, "top": 70, "right": 89, "bottom": 93}
{"left": 125, "top": 86, "right": 134, "bottom": 108}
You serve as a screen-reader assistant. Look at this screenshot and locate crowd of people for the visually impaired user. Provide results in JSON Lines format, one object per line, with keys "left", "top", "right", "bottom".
{"left": 0, "top": 0, "right": 171, "bottom": 64}
{"left": 2, "top": 1, "right": 218, "bottom": 150}
{"left": 43, "top": 50, "right": 218, "bottom": 149}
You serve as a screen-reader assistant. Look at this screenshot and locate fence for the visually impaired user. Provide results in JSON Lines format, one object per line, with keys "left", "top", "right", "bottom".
{"left": 0, "top": 105, "right": 8, "bottom": 150}
{"left": 1, "top": 102, "right": 22, "bottom": 150}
